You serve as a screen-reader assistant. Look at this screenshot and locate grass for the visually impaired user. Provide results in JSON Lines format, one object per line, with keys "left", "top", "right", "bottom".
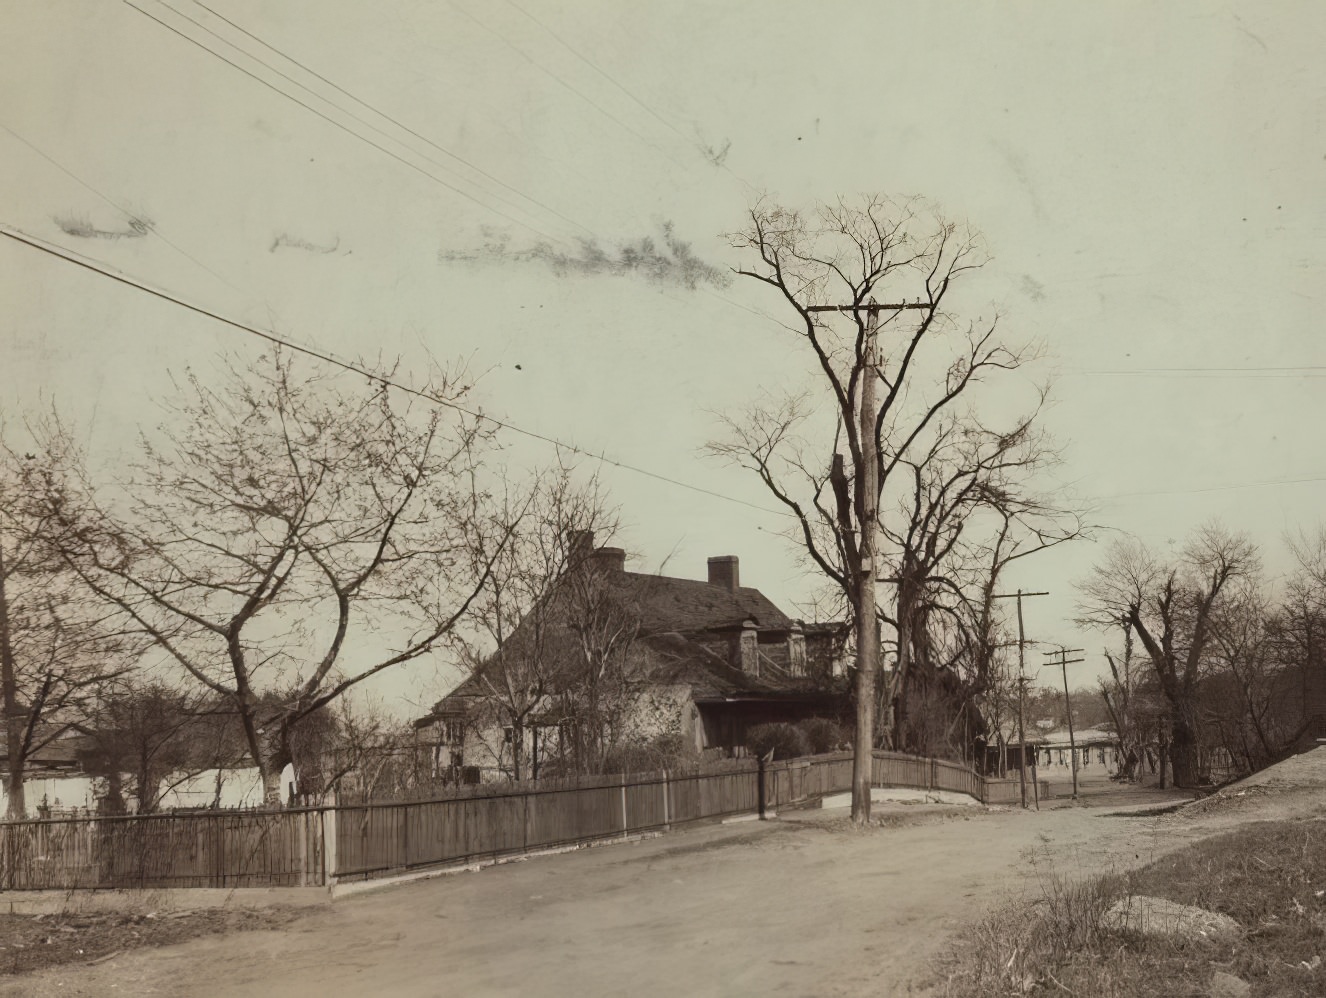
{"left": 937, "top": 817, "right": 1326, "bottom": 997}
{"left": 0, "top": 907, "right": 298, "bottom": 977}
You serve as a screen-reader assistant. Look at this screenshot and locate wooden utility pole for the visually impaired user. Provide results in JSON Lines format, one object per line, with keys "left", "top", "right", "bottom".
{"left": 993, "top": 590, "right": 1048, "bottom": 809}
{"left": 852, "top": 306, "right": 880, "bottom": 824}
{"left": 1043, "top": 646, "right": 1085, "bottom": 799}
{"left": 803, "top": 301, "right": 927, "bottom": 825}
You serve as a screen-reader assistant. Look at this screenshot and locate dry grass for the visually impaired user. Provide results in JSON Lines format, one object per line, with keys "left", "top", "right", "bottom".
{"left": 0, "top": 907, "right": 299, "bottom": 977}
{"left": 936, "top": 817, "right": 1326, "bottom": 997}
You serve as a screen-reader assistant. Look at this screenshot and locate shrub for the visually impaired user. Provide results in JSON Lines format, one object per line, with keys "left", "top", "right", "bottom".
{"left": 797, "top": 717, "right": 848, "bottom": 754}
{"left": 744, "top": 722, "right": 810, "bottom": 760}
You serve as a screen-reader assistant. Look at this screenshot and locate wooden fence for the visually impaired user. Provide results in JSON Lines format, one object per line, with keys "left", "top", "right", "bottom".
{"left": 0, "top": 751, "right": 1044, "bottom": 891}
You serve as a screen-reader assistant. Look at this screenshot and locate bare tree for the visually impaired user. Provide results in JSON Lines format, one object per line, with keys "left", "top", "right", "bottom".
{"left": 880, "top": 415, "right": 1084, "bottom": 756}
{"left": 711, "top": 195, "right": 1053, "bottom": 820}
{"left": 0, "top": 414, "right": 131, "bottom": 818}
{"left": 457, "top": 466, "right": 635, "bottom": 780}
{"left": 1078, "top": 524, "right": 1258, "bottom": 787}
{"left": 58, "top": 351, "right": 514, "bottom": 805}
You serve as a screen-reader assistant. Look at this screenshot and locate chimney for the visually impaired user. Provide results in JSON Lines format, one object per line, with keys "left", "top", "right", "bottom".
{"left": 592, "top": 546, "right": 626, "bottom": 572}
{"left": 707, "top": 555, "right": 740, "bottom": 592}
{"left": 730, "top": 619, "right": 759, "bottom": 675}
{"left": 567, "top": 530, "right": 594, "bottom": 569}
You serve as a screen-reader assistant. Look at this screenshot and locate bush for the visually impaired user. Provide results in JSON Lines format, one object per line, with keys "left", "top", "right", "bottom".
{"left": 600, "top": 733, "right": 698, "bottom": 775}
{"left": 744, "top": 722, "right": 810, "bottom": 760}
{"left": 797, "top": 717, "right": 848, "bottom": 754}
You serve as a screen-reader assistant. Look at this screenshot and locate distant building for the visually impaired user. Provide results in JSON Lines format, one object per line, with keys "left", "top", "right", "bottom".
{"left": 1033, "top": 724, "right": 1121, "bottom": 776}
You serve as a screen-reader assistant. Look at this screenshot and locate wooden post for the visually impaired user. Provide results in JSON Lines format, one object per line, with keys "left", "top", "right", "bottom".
{"left": 662, "top": 770, "right": 670, "bottom": 829}
{"left": 620, "top": 772, "right": 628, "bottom": 837}
{"left": 298, "top": 810, "right": 308, "bottom": 888}
{"left": 323, "top": 807, "right": 337, "bottom": 888}
{"left": 853, "top": 307, "right": 880, "bottom": 824}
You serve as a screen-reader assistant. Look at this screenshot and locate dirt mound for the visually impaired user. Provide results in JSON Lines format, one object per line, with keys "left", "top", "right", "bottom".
{"left": 1232, "top": 744, "right": 1326, "bottom": 790}
{"left": 1175, "top": 746, "right": 1326, "bottom": 820}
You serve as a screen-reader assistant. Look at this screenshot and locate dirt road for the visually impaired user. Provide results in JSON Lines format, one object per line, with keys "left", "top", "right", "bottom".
{"left": 0, "top": 795, "right": 1259, "bottom": 998}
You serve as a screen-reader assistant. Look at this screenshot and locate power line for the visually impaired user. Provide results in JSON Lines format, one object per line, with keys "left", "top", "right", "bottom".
{"left": 132, "top": 3, "right": 793, "bottom": 350}
{"left": 447, "top": 1, "right": 690, "bottom": 173}
{"left": 501, "top": 0, "right": 760, "bottom": 194}
{"left": 122, "top": 0, "right": 566, "bottom": 246}
{"left": 181, "top": 0, "right": 595, "bottom": 241}
{"left": 0, "top": 222, "right": 794, "bottom": 520}
{"left": 1099, "top": 473, "right": 1326, "bottom": 502}
{"left": 1063, "top": 367, "right": 1326, "bottom": 379}
{"left": 0, "top": 118, "right": 244, "bottom": 300}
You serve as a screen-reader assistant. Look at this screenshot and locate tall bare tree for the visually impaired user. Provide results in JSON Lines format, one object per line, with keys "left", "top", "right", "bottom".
{"left": 1078, "top": 524, "right": 1258, "bottom": 787}
{"left": 711, "top": 195, "right": 1051, "bottom": 819}
{"left": 58, "top": 351, "right": 515, "bottom": 805}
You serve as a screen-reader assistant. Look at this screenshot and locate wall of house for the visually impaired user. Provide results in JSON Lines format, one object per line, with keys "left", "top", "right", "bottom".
{"left": 0, "top": 776, "right": 96, "bottom": 818}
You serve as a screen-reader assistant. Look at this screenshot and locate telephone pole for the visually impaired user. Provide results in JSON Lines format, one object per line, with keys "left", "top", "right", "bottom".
{"left": 1043, "top": 646, "right": 1085, "bottom": 799}
{"left": 804, "top": 301, "right": 924, "bottom": 824}
{"left": 993, "top": 590, "right": 1049, "bottom": 809}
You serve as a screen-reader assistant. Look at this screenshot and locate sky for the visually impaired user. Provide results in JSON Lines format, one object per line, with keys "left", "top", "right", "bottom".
{"left": 2, "top": 1, "right": 1324, "bottom": 712}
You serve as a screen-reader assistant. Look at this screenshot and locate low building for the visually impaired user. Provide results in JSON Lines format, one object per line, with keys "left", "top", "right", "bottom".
{"left": 1033, "top": 724, "right": 1122, "bottom": 776}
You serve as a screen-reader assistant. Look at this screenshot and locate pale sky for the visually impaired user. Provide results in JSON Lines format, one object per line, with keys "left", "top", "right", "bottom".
{"left": 3, "top": 1, "right": 1323, "bottom": 710}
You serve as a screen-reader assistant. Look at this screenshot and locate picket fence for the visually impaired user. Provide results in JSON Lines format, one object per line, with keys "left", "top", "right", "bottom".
{"left": 0, "top": 751, "right": 1045, "bottom": 891}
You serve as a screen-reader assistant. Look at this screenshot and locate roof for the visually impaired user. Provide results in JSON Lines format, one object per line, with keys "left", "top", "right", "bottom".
{"left": 638, "top": 632, "right": 844, "bottom": 702}
{"left": 0, "top": 727, "right": 89, "bottom": 768}
{"left": 418, "top": 560, "right": 838, "bottom": 725}
{"left": 1038, "top": 725, "right": 1118, "bottom": 748}
{"left": 617, "top": 571, "right": 794, "bottom": 635}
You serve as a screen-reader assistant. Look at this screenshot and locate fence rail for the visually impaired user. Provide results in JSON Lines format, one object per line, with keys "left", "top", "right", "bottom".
{"left": 0, "top": 751, "right": 1043, "bottom": 891}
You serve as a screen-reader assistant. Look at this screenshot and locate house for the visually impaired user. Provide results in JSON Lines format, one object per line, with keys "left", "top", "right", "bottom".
{"left": 414, "top": 536, "right": 850, "bottom": 781}
{"left": 0, "top": 727, "right": 97, "bottom": 817}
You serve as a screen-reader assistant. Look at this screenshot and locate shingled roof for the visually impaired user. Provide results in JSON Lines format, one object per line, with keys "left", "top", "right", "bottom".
{"left": 616, "top": 570, "right": 794, "bottom": 636}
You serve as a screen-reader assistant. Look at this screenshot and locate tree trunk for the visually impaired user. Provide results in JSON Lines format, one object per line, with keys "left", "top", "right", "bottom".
{"left": 1169, "top": 714, "right": 1200, "bottom": 788}
{"left": 510, "top": 721, "right": 524, "bottom": 783}
{"left": 0, "top": 557, "right": 27, "bottom": 820}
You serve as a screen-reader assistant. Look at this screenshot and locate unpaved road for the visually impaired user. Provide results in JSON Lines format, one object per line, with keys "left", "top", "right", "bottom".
{"left": 1, "top": 791, "right": 1286, "bottom": 998}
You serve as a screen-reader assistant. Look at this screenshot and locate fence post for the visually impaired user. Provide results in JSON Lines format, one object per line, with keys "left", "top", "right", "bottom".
{"left": 662, "top": 769, "right": 670, "bottom": 830}
{"left": 299, "top": 810, "right": 308, "bottom": 888}
{"left": 322, "top": 808, "right": 337, "bottom": 888}
{"left": 522, "top": 791, "right": 530, "bottom": 852}
{"left": 620, "top": 773, "right": 628, "bottom": 837}
{"left": 402, "top": 803, "right": 410, "bottom": 869}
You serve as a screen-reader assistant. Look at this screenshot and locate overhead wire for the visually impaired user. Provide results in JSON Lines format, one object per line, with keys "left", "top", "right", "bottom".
{"left": 122, "top": 0, "right": 568, "bottom": 246}
{"left": 0, "top": 118, "right": 246, "bottom": 301}
{"left": 180, "top": 0, "right": 596, "bottom": 241}
{"left": 148, "top": 2, "right": 798, "bottom": 344}
{"left": 0, "top": 222, "right": 796, "bottom": 520}
{"left": 445, "top": 0, "right": 692, "bottom": 173}
{"left": 500, "top": 0, "right": 762, "bottom": 197}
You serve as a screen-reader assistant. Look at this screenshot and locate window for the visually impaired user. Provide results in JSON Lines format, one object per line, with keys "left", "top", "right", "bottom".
{"left": 443, "top": 719, "right": 465, "bottom": 744}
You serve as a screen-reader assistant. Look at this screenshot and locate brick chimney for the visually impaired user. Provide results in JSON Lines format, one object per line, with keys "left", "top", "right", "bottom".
{"left": 592, "top": 546, "right": 626, "bottom": 572}
{"left": 707, "top": 555, "right": 739, "bottom": 592}
{"left": 567, "top": 530, "right": 594, "bottom": 569}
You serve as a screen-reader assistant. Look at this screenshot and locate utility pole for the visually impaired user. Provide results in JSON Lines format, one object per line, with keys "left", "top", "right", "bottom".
{"left": 993, "top": 590, "right": 1049, "bottom": 809}
{"left": 851, "top": 305, "right": 880, "bottom": 824}
{"left": 804, "top": 301, "right": 924, "bottom": 825}
{"left": 1043, "top": 646, "right": 1085, "bottom": 799}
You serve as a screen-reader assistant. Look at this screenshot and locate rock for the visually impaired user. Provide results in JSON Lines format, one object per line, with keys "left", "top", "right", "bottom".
{"left": 1101, "top": 895, "right": 1241, "bottom": 942}
{"left": 1208, "top": 971, "right": 1251, "bottom": 998}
